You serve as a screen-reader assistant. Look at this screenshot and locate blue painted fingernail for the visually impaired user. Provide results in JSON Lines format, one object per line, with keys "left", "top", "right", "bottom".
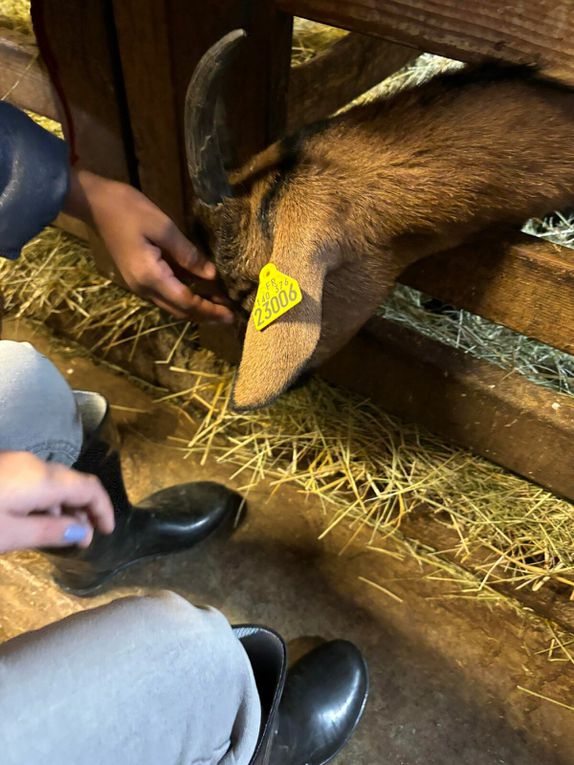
{"left": 64, "top": 525, "right": 87, "bottom": 543}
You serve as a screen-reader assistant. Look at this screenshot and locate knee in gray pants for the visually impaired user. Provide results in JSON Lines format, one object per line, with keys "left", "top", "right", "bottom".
{"left": 0, "top": 591, "right": 261, "bottom": 765}
{"left": 0, "top": 340, "right": 83, "bottom": 465}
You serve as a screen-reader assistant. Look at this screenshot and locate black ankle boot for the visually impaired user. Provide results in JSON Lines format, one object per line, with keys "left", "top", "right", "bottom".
{"left": 43, "top": 390, "right": 243, "bottom": 594}
{"left": 236, "top": 627, "right": 369, "bottom": 764}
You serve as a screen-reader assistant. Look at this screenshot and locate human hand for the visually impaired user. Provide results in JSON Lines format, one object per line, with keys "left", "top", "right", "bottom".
{"left": 0, "top": 451, "right": 115, "bottom": 554}
{"left": 65, "top": 169, "right": 234, "bottom": 324}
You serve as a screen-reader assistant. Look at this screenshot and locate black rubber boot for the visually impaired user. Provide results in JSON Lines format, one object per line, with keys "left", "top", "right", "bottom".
{"left": 44, "top": 390, "right": 244, "bottom": 595}
{"left": 236, "top": 627, "right": 369, "bottom": 765}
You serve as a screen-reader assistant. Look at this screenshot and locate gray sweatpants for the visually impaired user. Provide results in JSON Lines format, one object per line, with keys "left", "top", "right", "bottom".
{"left": 0, "top": 341, "right": 261, "bottom": 764}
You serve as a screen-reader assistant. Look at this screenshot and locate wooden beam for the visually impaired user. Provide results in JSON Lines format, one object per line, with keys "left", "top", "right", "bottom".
{"left": 400, "top": 231, "right": 574, "bottom": 356}
{"left": 0, "top": 29, "right": 59, "bottom": 120}
{"left": 53, "top": 213, "right": 89, "bottom": 241}
{"left": 287, "top": 32, "right": 418, "bottom": 131}
{"left": 320, "top": 317, "right": 574, "bottom": 501}
{"left": 277, "top": 0, "right": 574, "bottom": 86}
{"left": 402, "top": 507, "right": 574, "bottom": 632}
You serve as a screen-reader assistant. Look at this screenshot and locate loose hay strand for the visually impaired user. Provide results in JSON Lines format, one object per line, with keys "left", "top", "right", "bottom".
{"left": 517, "top": 686, "right": 574, "bottom": 714}
{"left": 358, "top": 576, "right": 404, "bottom": 604}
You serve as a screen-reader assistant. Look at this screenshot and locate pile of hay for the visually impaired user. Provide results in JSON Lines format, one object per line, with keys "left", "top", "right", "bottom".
{"left": 0, "top": 3, "right": 573, "bottom": 608}
{"left": 0, "top": 0, "right": 31, "bottom": 36}
{"left": 1, "top": 228, "right": 573, "bottom": 602}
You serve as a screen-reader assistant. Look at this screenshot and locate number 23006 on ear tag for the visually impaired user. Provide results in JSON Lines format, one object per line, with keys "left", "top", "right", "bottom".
{"left": 252, "top": 264, "right": 302, "bottom": 331}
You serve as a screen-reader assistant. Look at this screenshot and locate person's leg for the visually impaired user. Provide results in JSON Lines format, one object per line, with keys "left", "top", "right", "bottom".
{"left": 0, "top": 591, "right": 261, "bottom": 765}
{"left": 0, "top": 339, "right": 243, "bottom": 594}
{"left": 0, "top": 340, "right": 82, "bottom": 464}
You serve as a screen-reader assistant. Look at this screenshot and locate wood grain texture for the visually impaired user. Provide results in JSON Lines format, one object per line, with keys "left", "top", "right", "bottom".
{"left": 34, "top": 0, "right": 134, "bottom": 182}
{"left": 0, "top": 29, "right": 59, "bottom": 120}
{"left": 287, "top": 32, "right": 417, "bottom": 131}
{"left": 400, "top": 231, "right": 574, "bottom": 355}
{"left": 112, "top": 0, "right": 186, "bottom": 227}
{"left": 320, "top": 317, "right": 574, "bottom": 501}
{"left": 277, "top": 0, "right": 574, "bottom": 84}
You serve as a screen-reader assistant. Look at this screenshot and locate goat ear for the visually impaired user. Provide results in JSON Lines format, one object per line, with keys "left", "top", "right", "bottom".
{"left": 231, "top": 241, "right": 338, "bottom": 411}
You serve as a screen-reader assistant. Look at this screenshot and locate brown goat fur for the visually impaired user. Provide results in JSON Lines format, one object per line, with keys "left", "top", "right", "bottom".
{"left": 193, "top": 64, "right": 574, "bottom": 410}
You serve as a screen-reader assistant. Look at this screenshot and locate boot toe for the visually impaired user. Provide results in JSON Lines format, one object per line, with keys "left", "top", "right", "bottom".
{"left": 137, "top": 480, "right": 244, "bottom": 539}
{"left": 274, "top": 639, "right": 369, "bottom": 765}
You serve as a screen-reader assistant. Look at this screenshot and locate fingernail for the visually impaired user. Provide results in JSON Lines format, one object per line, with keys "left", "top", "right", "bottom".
{"left": 204, "top": 262, "right": 217, "bottom": 278}
{"left": 64, "top": 524, "right": 88, "bottom": 543}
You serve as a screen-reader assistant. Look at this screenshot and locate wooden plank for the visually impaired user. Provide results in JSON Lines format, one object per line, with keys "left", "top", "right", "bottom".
{"left": 320, "top": 317, "right": 574, "bottom": 501}
{"left": 400, "top": 231, "right": 574, "bottom": 356}
{"left": 277, "top": 0, "right": 574, "bottom": 85}
{"left": 111, "top": 0, "right": 186, "bottom": 227}
{"left": 0, "top": 29, "right": 59, "bottom": 120}
{"left": 402, "top": 507, "right": 574, "bottom": 633}
{"left": 53, "top": 213, "right": 89, "bottom": 241}
{"left": 287, "top": 32, "right": 418, "bottom": 131}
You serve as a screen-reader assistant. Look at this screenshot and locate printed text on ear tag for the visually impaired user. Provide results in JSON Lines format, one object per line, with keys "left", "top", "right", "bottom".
{"left": 252, "top": 263, "right": 302, "bottom": 331}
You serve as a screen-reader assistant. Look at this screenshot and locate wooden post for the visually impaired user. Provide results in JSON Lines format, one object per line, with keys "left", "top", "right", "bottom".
{"left": 111, "top": 0, "right": 186, "bottom": 227}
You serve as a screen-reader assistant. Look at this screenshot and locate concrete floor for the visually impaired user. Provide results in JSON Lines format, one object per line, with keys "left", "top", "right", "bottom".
{"left": 1, "top": 319, "right": 573, "bottom": 765}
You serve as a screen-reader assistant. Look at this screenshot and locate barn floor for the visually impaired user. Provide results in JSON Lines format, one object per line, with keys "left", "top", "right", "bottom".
{"left": 1, "top": 318, "right": 573, "bottom": 765}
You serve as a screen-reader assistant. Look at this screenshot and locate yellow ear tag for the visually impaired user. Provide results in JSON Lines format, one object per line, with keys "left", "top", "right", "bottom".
{"left": 252, "top": 263, "right": 302, "bottom": 331}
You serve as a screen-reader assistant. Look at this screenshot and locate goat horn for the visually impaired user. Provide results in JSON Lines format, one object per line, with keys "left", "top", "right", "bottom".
{"left": 185, "top": 29, "right": 247, "bottom": 206}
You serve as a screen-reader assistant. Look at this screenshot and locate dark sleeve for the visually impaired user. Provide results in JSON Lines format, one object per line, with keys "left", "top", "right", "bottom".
{"left": 0, "top": 102, "right": 70, "bottom": 260}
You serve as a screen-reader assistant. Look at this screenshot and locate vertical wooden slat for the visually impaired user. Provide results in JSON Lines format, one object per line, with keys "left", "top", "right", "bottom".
{"left": 32, "top": 0, "right": 134, "bottom": 183}
{"left": 111, "top": 0, "right": 186, "bottom": 227}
